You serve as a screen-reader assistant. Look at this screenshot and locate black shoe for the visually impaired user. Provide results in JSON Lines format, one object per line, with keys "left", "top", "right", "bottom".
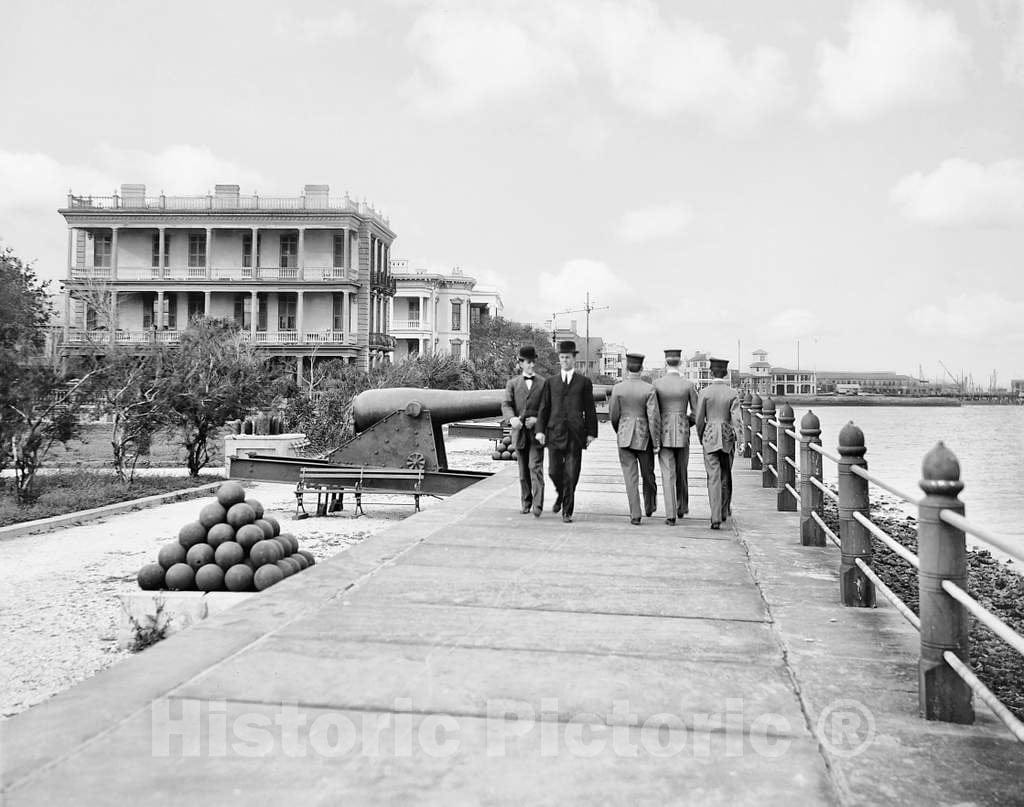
{"left": 710, "top": 522, "right": 721, "bottom": 530}
{"left": 532, "top": 507, "right": 542, "bottom": 518}
{"left": 521, "top": 505, "right": 531, "bottom": 514}
{"left": 645, "top": 509, "right": 655, "bottom": 518}
{"left": 665, "top": 518, "right": 676, "bottom": 526}
{"left": 630, "top": 518, "right": 641, "bottom": 526}
{"left": 562, "top": 514, "right": 573, "bottom": 523}
{"left": 552, "top": 498, "right": 562, "bottom": 514}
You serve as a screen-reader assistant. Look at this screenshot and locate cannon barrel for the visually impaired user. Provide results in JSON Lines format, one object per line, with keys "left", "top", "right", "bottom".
{"left": 352, "top": 385, "right": 610, "bottom": 433}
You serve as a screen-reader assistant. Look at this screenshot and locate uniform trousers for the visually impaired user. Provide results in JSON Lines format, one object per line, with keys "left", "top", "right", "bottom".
{"left": 618, "top": 445, "right": 658, "bottom": 520}
{"left": 703, "top": 449, "right": 734, "bottom": 523}
{"left": 658, "top": 444, "right": 690, "bottom": 518}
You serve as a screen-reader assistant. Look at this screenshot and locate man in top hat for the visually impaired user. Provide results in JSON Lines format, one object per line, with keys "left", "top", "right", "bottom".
{"left": 502, "top": 345, "right": 547, "bottom": 516}
{"left": 654, "top": 349, "right": 699, "bottom": 525}
{"left": 696, "top": 357, "right": 743, "bottom": 529}
{"left": 536, "top": 340, "right": 599, "bottom": 523}
{"left": 609, "top": 352, "right": 661, "bottom": 525}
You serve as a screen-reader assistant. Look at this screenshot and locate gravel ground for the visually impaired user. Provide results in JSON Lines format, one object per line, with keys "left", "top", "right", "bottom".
{"left": 0, "top": 437, "right": 502, "bottom": 718}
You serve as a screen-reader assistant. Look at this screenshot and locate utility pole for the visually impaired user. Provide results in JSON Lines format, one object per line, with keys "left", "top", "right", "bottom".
{"left": 555, "top": 291, "right": 610, "bottom": 377}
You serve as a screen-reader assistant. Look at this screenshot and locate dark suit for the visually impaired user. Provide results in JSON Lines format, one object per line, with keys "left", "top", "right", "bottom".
{"left": 536, "top": 371, "right": 598, "bottom": 519}
{"left": 501, "top": 374, "right": 546, "bottom": 511}
{"left": 609, "top": 374, "right": 661, "bottom": 520}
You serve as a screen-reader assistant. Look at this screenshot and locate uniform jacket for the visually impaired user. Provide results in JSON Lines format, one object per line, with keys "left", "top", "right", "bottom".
{"left": 501, "top": 374, "right": 547, "bottom": 451}
{"left": 537, "top": 371, "right": 599, "bottom": 450}
{"left": 653, "top": 372, "right": 698, "bottom": 449}
{"left": 696, "top": 379, "right": 742, "bottom": 454}
{"left": 609, "top": 374, "right": 662, "bottom": 451}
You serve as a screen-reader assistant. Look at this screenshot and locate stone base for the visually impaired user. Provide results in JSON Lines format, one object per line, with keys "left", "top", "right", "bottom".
{"left": 116, "top": 591, "right": 254, "bottom": 649}
{"left": 223, "top": 433, "right": 308, "bottom": 461}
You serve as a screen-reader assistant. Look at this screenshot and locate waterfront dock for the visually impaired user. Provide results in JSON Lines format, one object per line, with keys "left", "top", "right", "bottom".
{"left": 2, "top": 422, "right": 1022, "bottom": 805}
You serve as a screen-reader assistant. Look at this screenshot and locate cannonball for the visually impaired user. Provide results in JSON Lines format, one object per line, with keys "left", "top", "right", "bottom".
{"left": 290, "top": 553, "right": 309, "bottom": 570}
{"left": 277, "top": 533, "right": 298, "bottom": 554}
{"left": 178, "top": 521, "right": 207, "bottom": 549}
{"left": 224, "top": 563, "right": 254, "bottom": 592}
{"left": 244, "top": 498, "right": 264, "bottom": 519}
{"left": 215, "top": 541, "right": 244, "bottom": 569}
{"left": 195, "top": 563, "right": 226, "bottom": 592}
{"left": 165, "top": 563, "right": 196, "bottom": 591}
{"left": 271, "top": 538, "right": 289, "bottom": 559}
{"left": 249, "top": 540, "right": 280, "bottom": 567}
{"left": 501, "top": 451, "right": 512, "bottom": 460}
{"left": 137, "top": 563, "right": 165, "bottom": 591}
{"left": 275, "top": 559, "right": 296, "bottom": 577}
{"left": 235, "top": 523, "right": 265, "bottom": 553}
{"left": 253, "top": 519, "right": 275, "bottom": 540}
{"left": 186, "top": 543, "right": 215, "bottom": 570}
{"left": 297, "top": 549, "right": 316, "bottom": 566}
{"left": 263, "top": 516, "right": 281, "bottom": 537}
{"left": 206, "top": 522, "right": 235, "bottom": 549}
{"left": 491, "top": 451, "right": 502, "bottom": 460}
{"left": 198, "top": 501, "right": 227, "bottom": 529}
{"left": 226, "top": 503, "right": 256, "bottom": 529}
{"left": 254, "top": 564, "right": 284, "bottom": 591}
{"left": 216, "top": 481, "right": 247, "bottom": 508}
{"left": 157, "top": 541, "right": 187, "bottom": 570}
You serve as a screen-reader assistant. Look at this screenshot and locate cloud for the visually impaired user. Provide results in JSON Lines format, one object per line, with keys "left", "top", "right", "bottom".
{"left": 767, "top": 308, "right": 822, "bottom": 339}
{"left": 615, "top": 203, "right": 692, "bottom": 243}
{"left": 909, "top": 293, "right": 1024, "bottom": 339}
{"left": 889, "top": 158, "right": 1024, "bottom": 227}
{"left": 979, "top": 0, "right": 1024, "bottom": 85}
{"left": 274, "top": 9, "right": 361, "bottom": 43}
{"left": 537, "top": 259, "right": 623, "bottom": 312}
{"left": 810, "top": 0, "right": 971, "bottom": 122}
{"left": 404, "top": 0, "right": 793, "bottom": 134}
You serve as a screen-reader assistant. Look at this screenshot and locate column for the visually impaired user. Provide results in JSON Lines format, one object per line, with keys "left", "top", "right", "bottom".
{"left": 158, "top": 227, "right": 166, "bottom": 278}
{"left": 297, "top": 228, "right": 305, "bottom": 279}
{"left": 206, "top": 227, "right": 213, "bottom": 278}
{"left": 251, "top": 226, "right": 259, "bottom": 275}
{"left": 66, "top": 227, "right": 74, "bottom": 278}
{"left": 342, "top": 290, "right": 350, "bottom": 341}
{"left": 109, "top": 291, "right": 118, "bottom": 345}
{"left": 250, "top": 290, "right": 258, "bottom": 340}
{"left": 111, "top": 226, "right": 119, "bottom": 280}
{"left": 343, "top": 227, "right": 349, "bottom": 271}
{"left": 82, "top": 300, "right": 89, "bottom": 332}
{"left": 204, "top": 290, "right": 211, "bottom": 316}
{"left": 296, "top": 289, "right": 304, "bottom": 340}
{"left": 156, "top": 290, "right": 164, "bottom": 330}
{"left": 63, "top": 292, "right": 70, "bottom": 344}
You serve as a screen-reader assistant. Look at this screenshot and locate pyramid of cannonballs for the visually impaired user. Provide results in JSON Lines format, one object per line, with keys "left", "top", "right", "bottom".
{"left": 136, "top": 481, "right": 315, "bottom": 593}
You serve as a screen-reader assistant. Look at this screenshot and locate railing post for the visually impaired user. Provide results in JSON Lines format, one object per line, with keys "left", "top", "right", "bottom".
{"left": 917, "top": 442, "right": 973, "bottom": 723}
{"left": 776, "top": 402, "right": 796, "bottom": 512}
{"left": 799, "top": 411, "right": 824, "bottom": 546}
{"left": 837, "top": 422, "right": 874, "bottom": 607}
{"left": 741, "top": 392, "right": 752, "bottom": 459}
{"left": 761, "top": 397, "right": 776, "bottom": 488}
{"left": 748, "top": 394, "right": 762, "bottom": 470}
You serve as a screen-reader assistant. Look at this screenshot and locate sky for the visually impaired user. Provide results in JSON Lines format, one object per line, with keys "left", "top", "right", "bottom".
{"left": 1, "top": 0, "right": 1023, "bottom": 386}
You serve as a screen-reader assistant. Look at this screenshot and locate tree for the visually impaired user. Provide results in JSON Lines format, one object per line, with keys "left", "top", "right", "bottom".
{"left": 469, "top": 316, "right": 558, "bottom": 387}
{"left": 159, "top": 317, "right": 273, "bottom": 477}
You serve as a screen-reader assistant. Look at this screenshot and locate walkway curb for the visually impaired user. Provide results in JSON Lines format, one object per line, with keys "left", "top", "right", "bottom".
{"left": 0, "top": 481, "right": 225, "bottom": 541}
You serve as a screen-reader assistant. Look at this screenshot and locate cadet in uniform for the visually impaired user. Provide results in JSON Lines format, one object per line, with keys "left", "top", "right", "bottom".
{"left": 501, "top": 345, "right": 547, "bottom": 516}
{"left": 696, "top": 357, "right": 742, "bottom": 529}
{"left": 654, "top": 348, "right": 699, "bottom": 525}
{"left": 608, "top": 352, "right": 661, "bottom": 525}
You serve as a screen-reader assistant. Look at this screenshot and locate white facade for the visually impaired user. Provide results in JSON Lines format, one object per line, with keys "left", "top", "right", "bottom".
{"left": 389, "top": 261, "right": 476, "bottom": 361}
{"left": 602, "top": 342, "right": 627, "bottom": 380}
{"left": 683, "top": 351, "right": 712, "bottom": 389}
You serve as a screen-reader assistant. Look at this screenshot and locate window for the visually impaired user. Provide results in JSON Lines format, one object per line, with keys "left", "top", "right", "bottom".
{"left": 151, "top": 235, "right": 169, "bottom": 268}
{"left": 408, "top": 298, "right": 420, "bottom": 325}
{"left": 278, "top": 293, "right": 296, "bottom": 331}
{"left": 451, "top": 301, "right": 462, "bottom": 331}
{"left": 143, "top": 293, "right": 156, "bottom": 329}
{"left": 86, "top": 306, "right": 97, "bottom": 330}
{"left": 187, "top": 293, "right": 204, "bottom": 323}
{"left": 333, "top": 294, "right": 345, "bottom": 331}
{"left": 233, "top": 294, "right": 251, "bottom": 329}
{"left": 242, "top": 234, "right": 260, "bottom": 268}
{"left": 470, "top": 305, "right": 482, "bottom": 327}
{"left": 166, "top": 295, "right": 177, "bottom": 329}
{"left": 333, "top": 234, "right": 345, "bottom": 268}
{"left": 257, "top": 294, "right": 267, "bottom": 331}
{"left": 280, "top": 234, "right": 298, "bottom": 268}
{"left": 451, "top": 340, "right": 462, "bottom": 359}
{"left": 94, "top": 234, "right": 112, "bottom": 267}
{"left": 188, "top": 234, "right": 206, "bottom": 268}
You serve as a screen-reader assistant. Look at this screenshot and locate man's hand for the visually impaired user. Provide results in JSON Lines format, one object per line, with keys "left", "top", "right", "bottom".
{"left": 509, "top": 416, "right": 522, "bottom": 429}
{"left": 586, "top": 435, "right": 596, "bottom": 448}
{"left": 536, "top": 433, "right": 546, "bottom": 446}
{"left": 525, "top": 416, "right": 537, "bottom": 428}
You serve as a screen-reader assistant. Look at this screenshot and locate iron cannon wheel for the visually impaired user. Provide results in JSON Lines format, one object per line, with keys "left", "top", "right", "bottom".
{"left": 405, "top": 452, "right": 427, "bottom": 469}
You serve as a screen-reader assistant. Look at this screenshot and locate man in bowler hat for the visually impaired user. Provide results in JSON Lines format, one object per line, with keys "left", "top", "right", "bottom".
{"left": 501, "top": 345, "right": 547, "bottom": 516}
{"left": 654, "top": 349, "right": 699, "bottom": 525}
{"left": 609, "top": 352, "right": 661, "bottom": 525}
{"left": 696, "top": 357, "right": 743, "bottom": 529}
{"left": 536, "top": 340, "right": 598, "bottom": 523}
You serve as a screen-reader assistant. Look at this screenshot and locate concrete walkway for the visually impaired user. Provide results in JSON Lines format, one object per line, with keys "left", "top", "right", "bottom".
{"left": 2, "top": 423, "right": 1021, "bottom": 806}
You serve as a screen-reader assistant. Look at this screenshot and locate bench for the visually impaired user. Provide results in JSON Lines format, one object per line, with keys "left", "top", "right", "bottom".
{"left": 295, "top": 466, "right": 426, "bottom": 518}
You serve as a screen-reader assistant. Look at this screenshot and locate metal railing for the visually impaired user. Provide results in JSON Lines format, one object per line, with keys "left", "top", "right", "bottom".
{"left": 390, "top": 319, "right": 429, "bottom": 330}
{"left": 70, "top": 265, "right": 360, "bottom": 283}
{"left": 66, "top": 329, "right": 358, "bottom": 347}
{"left": 739, "top": 393, "right": 1024, "bottom": 742}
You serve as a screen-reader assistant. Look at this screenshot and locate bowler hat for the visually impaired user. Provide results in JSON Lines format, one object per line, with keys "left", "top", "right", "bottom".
{"left": 557, "top": 340, "right": 578, "bottom": 355}
{"left": 518, "top": 345, "right": 537, "bottom": 361}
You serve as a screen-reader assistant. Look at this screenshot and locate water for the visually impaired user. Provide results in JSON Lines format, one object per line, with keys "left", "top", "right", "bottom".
{"left": 784, "top": 405, "right": 1024, "bottom": 550}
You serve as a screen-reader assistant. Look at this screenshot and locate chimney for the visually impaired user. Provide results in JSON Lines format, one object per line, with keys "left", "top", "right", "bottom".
{"left": 214, "top": 184, "right": 240, "bottom": 207}
{"left": 120, "top": 184, "right": 145, "bottom": 207}
{"left": 304, "top": 184, "right": 329, "bottom": 208}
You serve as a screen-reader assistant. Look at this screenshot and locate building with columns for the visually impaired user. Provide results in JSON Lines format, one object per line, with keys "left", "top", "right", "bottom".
{"left": 59, "top": 183, "right": 397, "bottom": 378}
{"left": 389, "top": 260, "right": 477, "bottom": 361}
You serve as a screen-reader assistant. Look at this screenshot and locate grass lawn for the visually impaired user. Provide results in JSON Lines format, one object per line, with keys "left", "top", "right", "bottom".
{"left": 43, "top": 423, "right": 225, "bottom": 469}
{"left": 0, "top": 472, "right": 222, "bottom": 528}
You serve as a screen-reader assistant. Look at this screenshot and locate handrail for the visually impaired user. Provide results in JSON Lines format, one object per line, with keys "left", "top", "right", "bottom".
{"left": 941, "top": 580, "right": 1024, "bottom": 657}
{"left": 768, "top": 441, "right": 778, "bottom": 452}
{"left": 785, "top": 483, "right": 800, "bottom": 504}
{"left": 767, "top": 465, "right": 778, "bottom": 477}
{"left": 942, "top": 651, "right": 1024, "bottom": 743}
{"left": 785, "top": 428, "right": 798, "bottom": 440}
{"left": 784, "top": 456, "right": 797, "bottom": 470}
{"left": 808, "top": 442, "right": 841, "bottom": 464}
{"left": 809, "top": 476, "right": 838, "bottom": 502}
{"left": 852, "top": 511, "right": 920, "bottom": 569}
{"left": 855, "top": 557, "right": 921, "bottom": 630}
{"left": 768, "top": 419, "right": 780, "bottom": 427}
{"left": 851, "top": 465, "right": 921, "bottom": 506}
{"left": 811, "top": 511, "right": 840, "bottom": 547}
{"left": 938, "top": 510, "right": 1024, "bottom": 566}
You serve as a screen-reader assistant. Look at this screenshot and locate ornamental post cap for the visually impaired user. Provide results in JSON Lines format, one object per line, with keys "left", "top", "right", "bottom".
{"left": 742, "top": 391, "right": 752, "bottom": 404}
{"left": 838, "top": 420, "right": 864, "bottom": 447}
{"left": 800, "top": 410, "right": 821, "bottom": 431}
{"left": 750, "top": 393, "right": 762, "bottom": 406}
{"left": 921, "top": 441, "right": 961, "bottom": 482}
{"left": 777, "top": 402, "right": 794, "bottom": 419}
{"left": 762, "top": 396, "right": 776, "bottom": 414}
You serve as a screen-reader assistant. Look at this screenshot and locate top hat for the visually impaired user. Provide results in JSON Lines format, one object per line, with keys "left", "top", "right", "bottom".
{"left": 625, "top": 352, "right": 645, "bottom": 372}
{"left": 557, "top": 340, "right": 578, "bottom": 355}
{"left": 518, "top": 345, "right": 538, "bottom": 361}
{"left": 709, "top": 357, "right": 730, "bottom": 374}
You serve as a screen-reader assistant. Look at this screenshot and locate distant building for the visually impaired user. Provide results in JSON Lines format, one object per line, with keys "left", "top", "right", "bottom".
{"left": 816, "top": 371, "right": 923, "bottom": 395}
{"left": 553, "top": 325, "right": 603, "bottom": 376}
{"left": 748, "top": 348, "right": 771, "bottom": 394}
{"left": 683, "top": 351, "right": 712, "bottom": 389}
{"left": 389, "top": 260, "right": 477, "bottom": 361}
{"left": 470, "top": 285, "right": 503, "bottom": 327}
{"left": 601, "top": 342, "right": 627, "bottom": 380}
{"left": 1011, "top": 379, "right": 1024, "bottom": 398}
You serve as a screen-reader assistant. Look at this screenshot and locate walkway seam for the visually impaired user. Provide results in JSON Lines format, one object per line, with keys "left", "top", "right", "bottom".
{"left": 731, "top": 510, "right": 851, "bottom": 807}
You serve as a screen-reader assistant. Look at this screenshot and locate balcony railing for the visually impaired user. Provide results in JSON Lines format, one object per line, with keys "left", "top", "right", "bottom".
{"left": 390, "top": 319, "right": 428, "bottom": 330}
{"left": 65, "top": 329, "right": 357, "bottom": 347}
{"left": 65, "top": 192, "right": 390, "bottom": 226}
{"left": 72, "top": 265, "right": 360, "bottom": 282}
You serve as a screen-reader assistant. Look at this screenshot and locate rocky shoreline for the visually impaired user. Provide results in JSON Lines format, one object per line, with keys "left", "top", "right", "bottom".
{"left": 822, "top": 497, "right": 1024, "bottom": 721}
